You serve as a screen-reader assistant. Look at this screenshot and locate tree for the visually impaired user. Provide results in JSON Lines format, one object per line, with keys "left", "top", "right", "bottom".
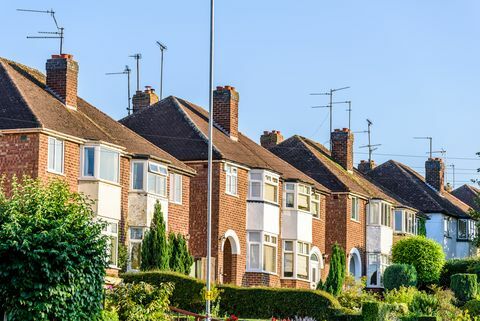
{"left": 169, "top": 233, "right": 194, "bottom": 274}
{"left": 0, "top": 178, "right": 108, "bottom": 320}
{"left": 392, "top": 236, "right": 445, "bottom": 286}
{"left": 322, "top": 243, "right": 346, "bottom": 296}
{"left": 141, "top": 202, "right": 170, "bottom": 271}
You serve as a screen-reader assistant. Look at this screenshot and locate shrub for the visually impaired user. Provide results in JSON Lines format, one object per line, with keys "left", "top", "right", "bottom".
{"left": 392, "top": 236, "right": 445, "bottom": 286}
{"left": 463, "top": 299, "right": 480, "bottom": 316}
{"left": 169, "top": 233, "right": 194, "bottom": 275}
{"left": 100, "top": 310, "right": 120, "bottom": 321}
{"left": 338, "top": 276, "right": 378, "bottom": 312}
{"left": 384, "top": 286, "right": 417, "bottom": 306}
{"left": 141, "top": 202, "right": 170, "bottom": 271}
{"left": 383, "top": 264, "right": 417, "bottom": 290}
{"left": 450, "top": 273, "right": 478, "bottom": 303}
{"left": 439, "top": 257, "right": 480, "bottom": 288}
{"left": 323, "top": 243, "right": 346, "bottom": 296}
{"left": 410, "top": 291, "right": 438, "bottom": 316}
{"left": 0, "top": 179, "right": 108, "bottom": 320}
{"left": 362, "top": 301, "right": 389, "bottom": 321}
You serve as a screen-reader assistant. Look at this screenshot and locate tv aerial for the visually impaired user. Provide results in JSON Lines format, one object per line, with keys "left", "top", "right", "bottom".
{"left": 106, "top": 66, "right": 132, "bottom": 116}
{"left": 359, "top": 119, "right": 381, "bottom": 162}
{"left": 17, "top": 8, "right": 65, "bottom": 54}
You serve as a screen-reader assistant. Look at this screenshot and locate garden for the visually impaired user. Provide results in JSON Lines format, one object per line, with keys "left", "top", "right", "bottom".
{"left": 1, "top": 179, "right": 480, "bottom": 321}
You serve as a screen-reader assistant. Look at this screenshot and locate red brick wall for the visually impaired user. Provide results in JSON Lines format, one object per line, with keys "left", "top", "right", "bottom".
{"left": 168, "top": 173, "right": 191, "bottom": 236}
{"left": 119, "top": 156, "right": 130, "bottom": 245}
{"left": 245, "top": 272, "right": 281, "bottom": 287}
{"left": 280, "top": 279, "right": 310, "bottom": 289}
{"left": 312, "top": 193, "right": 328, "bottom": 280}
{"left": 46, "top": 55, "right": 79, "bottom": 109}
{"left": 213, "top": 86, "right": 239, "bottom": 139}
{"left": 331, "top": 129, "right": 354, "bottom": 171}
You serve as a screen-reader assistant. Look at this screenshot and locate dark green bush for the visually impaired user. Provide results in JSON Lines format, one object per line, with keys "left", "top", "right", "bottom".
{"left": 463, "top": 298, "right": 480, "bottom": 316}
{"left": 416, "top": 317, "right": 440, "bottom": 321}
{"left": 323, "top": 243, "right": 346, "bottom": 296}
{"left": 439, "top": 257, "right": 480, "bottom": 288}
{"left": 362, "top": 301, "right": 389, "bottom": 321}
{"left": 392, "top": 236, "right": 445, "bottom": 286}
{"left": 383, "top": 264, "right": 417, "bottom": 290}
{"left": 410, "top": 291, "right": 438, "bottom": 316}
{"left": 450, "top": 273, "right": 477, "bottom": 303}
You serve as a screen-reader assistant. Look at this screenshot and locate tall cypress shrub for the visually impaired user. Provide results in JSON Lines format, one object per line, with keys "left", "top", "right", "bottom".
{"left": 323, "top": 243, "right": 346, "bottom": 296}
{"left": 169, "top": 233, "right": 194, "bottom": 274}
{"left": 141, "top": 202, "right": 170, "bottom": 271}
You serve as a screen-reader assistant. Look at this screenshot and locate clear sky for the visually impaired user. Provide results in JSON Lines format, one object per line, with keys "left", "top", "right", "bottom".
{"left": 2, "top": 0, "right": 479, "bottom": 187}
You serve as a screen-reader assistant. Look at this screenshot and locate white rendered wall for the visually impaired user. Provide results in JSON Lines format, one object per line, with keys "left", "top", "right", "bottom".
{"left": 246, "top": 201, "right": 280, "bottom": 235}
{"left": 282, "top": 209, "right": 312, "bottom": 243}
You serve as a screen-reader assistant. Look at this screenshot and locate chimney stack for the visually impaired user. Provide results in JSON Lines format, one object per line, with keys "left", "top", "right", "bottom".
{"left": 132, "top": 86, "right": 159, "bottom": 113}
{"left": 46, "top": 54, "right": 79, "bottom": 110}
{"left": 213, "top": 86, "right": 239, "bottom": 140}
{"left": 260, "top": 130, "right": 284, "bottom": 149}
{"left": 358, "top": 160, "right": 376, "bottom": 173}
{"left": 331, "top": 128, "right": 354, "bottom": 171}
{"left": 425, "top": 157, "right": 445, "bottom": 193}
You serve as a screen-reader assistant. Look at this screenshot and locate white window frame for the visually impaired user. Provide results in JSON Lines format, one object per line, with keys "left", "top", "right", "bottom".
{"left": 458, "top": 219, "right": 468, "bottom": 240}
{"left": 80, "top": 145, "right": 120, "bottom": 184}
{"left": 296, "top": 241, "right": 310, "bottom": 280}
{"left": 248, "top": 170, "right": 279, "bottom": 204}
{"left": 444, "top": 216, "right": 452, "bottom": 237}
{"left": 380, "top": 203, "right": 392, "bottom": 227}
{"left": 283, "top": 240, "right": 294, "bottom": 278}
{"left": 247, "top": 231, "right": 278, "bottom": 274}
{"left": 263, "top": 234, "right": 277, "bottom": 273}
{"left": 131, "top": 161, "right": 146, "bottom": 191}
{"left": 225, "top": 163, "right": 238, "bottom": 196}
{"left": 282, "top": 240, "right": 311, "bottom": 280}
{"left": 367, "top": 253, "right": 390, "bottom": 288}
{"left": 169, "top": 173, "right": 183, "bottom": 204}
{"left": 264, "top": 174, "right": 279, "bottom": 204}
{"left": 285, "top": 183, "right": 295, "bottom": 208}
{"left": 311, "top": 193, "right": 321, "bottom": 219}
{"left": 101, "top": 219, "right": 119, "bottom": 268}
{"left": 297, "top": 184, "right": 311, "bottom": 212}
{"left": 128, "top": 227, "right": 144, "bottom": 271}
{"left": 147, "top": 161, "right": 168, "bottom": 197}
{"left": 351, "top": 196, "right": 360, "bottom": 221}
{"left": 394, "top": 209, "right": 403, "bottom": 232}
{"left": 47, "top": 136, "right": 64, "bottom": 174}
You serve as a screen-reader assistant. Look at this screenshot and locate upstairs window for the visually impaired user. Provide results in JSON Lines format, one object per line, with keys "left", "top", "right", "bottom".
{"left": 83, "top": 147, "right": 95, "bottom": 176}
{"left": 248, "top": 171, "right": 279, "bottom": 204}
{"left": 132, "top": 162, "right": 144, "bottom": 190}
{"left": 169, "top": 173, "right": 182, "bottom": 204}
{"left": 351, "top": 196, "right": 360, "bottom": 221}
{"left": 458, "top": 219, "right": 468, "bottom": 240}
{"left": 225, "top": 164, "right": 238, "bottom": 195}
{"left": 394, "top": 210, "right": 416, "bottom": 234}
{"left": 394, "top": 210, "right": 403, "bottom": 232}
{"left": 381, "top": 203, "right": 392, "bottom": 227}
{"left": 311, "top": 193, "right": 320, "bottom": 219}
{"left": 285, "top": 183, "right": 295, "bottom": 208}
{"left": 48, "top": 137, "right": 64, "bottom": 174}
{"left": 148, "top": 162, "right": 167, "bottom": 196}
{"left": 249, "top": 173, "right": 263, "bottom": 198}
{"left": 264, "top": 175, "right": 279, "bottom": 203}
{"left": 82, "top": 145, "right": 119, "bottom": 183}
{"left": 297, "top": 184, "right": 311, "bottom": 212}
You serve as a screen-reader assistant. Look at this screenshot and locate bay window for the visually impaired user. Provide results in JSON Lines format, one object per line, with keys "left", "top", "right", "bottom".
{"left": 264, "top": 175, "right": 278, "bottom": 203}
{"left": 311, "top": 193, "right": 320, "bottom": 218}
{"left": 394, "top": 210, "right": 403, "bottom": 232}
{"left": 298, "top": 185, "right": 311, "bottom": 212}
{"left": 263, "top": 234, "right": 277, "bottom": 273}
{"left": 381, "top": 203, "right": 392, "bottom": 227}
{"left": 282, "top": 240, "right": 310, "bottom": 280}
{"left": 47, "top": 137, "right": 64, "bottom": 173}
{"left": 132, "top": 162, "right": 144, "bottom": 190}
{"left": 100, "top": 147, "right": 119, "bottom": 182}
{"left": 148, "top": 162, "right": 167, "bottom": 196}
{"left": 83, "top": 147, "right": 95, "bottom": 176}
{"left": 394, "top": 209, "right": 416, "bottom": 234}
{"left": 247, "top": 231, "right": 277, "bottom": 273}
{"left": 285, "top": 183, "right": 295, "bottom": 208}
{"left": 367, "top": 253, "right": 390, "bottom": 287}
{"left": 169, "top": 173, "right": 182, "bottom": 204}
{"left": 283, "top": 241, "right": 294, "bottom": 277}
{"left": 102, "top": 221, "right": 119, "bottom": 267}
{"left": 81, "top": 145, "right": 119, "bottom": 183}
{"left": 225, "top": 164, "right": 238, "bottom": 195}
{"left": 351, "top": 196, "right": 359, "bottom": 221}
{"left": 248, "top": 171, "right": 279, "bottom": 204}
{"left": 129, "top": 227, "right": 144, "bottom": 270}
{"left": 297, "top": 241, "right": 309, "bottom": 280}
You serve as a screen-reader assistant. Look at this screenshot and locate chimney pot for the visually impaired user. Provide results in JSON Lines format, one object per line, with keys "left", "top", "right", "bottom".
{"left": 358, "top": 159, "right": 376, "bottom": 173}
{"left": 132, "top": 86, "right": 159, "bottom": 113}
{"left": 260, "top": 130, "right": 284, "bottom": 150}
{"left": 425, "top": 158, "right": 445, "bottom": 193}
{"left": 216, "top": 86, "right": 224, "bottom": 91}
{"left": 46, "top": 53, "right": 79, "bottom": 110}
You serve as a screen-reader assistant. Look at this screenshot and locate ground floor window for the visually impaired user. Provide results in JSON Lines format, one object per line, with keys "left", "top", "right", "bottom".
{"left": 247, "top": 231, "right": 278, "bottom": 273}
{"left": 310, "top": 253, "right": 321, "bottom": 288}
{"left": 128, "top": 227, "right": 144, "bottom": 270}
{"left": 102, "top": 220, "right": 119, "bottom": 267}
{"left": 367, "top": 253, "right": 390, "bottom": 287}
{"left": 282, "top": 240, "right": 310, "bottom": 280}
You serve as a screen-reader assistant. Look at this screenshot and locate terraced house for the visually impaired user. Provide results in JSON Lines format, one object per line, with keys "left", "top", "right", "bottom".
{"left": 0, "top": 54, "right": 195, "bottom": 275}
{"left": 264, "top": 130, "right": 420, "bottom": 289}
{"left": 120, "top": 86, "right": 330, "bottom": 289}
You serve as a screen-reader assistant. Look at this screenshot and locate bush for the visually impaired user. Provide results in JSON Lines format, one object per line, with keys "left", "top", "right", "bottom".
{"left": 410, "top": 291, "right": 438, "bottom": 316}
{"left": 141, "top": 202, "right": 170, "bottom": 271}
{"left": 439, "top": 257, "right": 480, "bottom": 288}
{"left": 392, "top": 236, "right": 445, "bottom": 286}
{"left": 450, "top": 273, "right": 478, "bottom": 303}
{"left": 362, "top": 301, "right": 389, "bottom": 321}
{"left": 463, "top": 299, "right": 480, "bottom": 316}
{"left": 100, "top": 310, "right": 119, "bottom": 321}
{"left": 384, "top": 286, "right": 417, "bottom": 306}
{"left": 383, "top": 264, "right": 417, "bottom": 290}
{"left": 0, "top": 179, "right": 108, "bottom": 320}
{"left": 323, "top": 243, "right": 346, "bottom": 296}
{"left": 338, "top": 276, "right": 378, "bottom": 312}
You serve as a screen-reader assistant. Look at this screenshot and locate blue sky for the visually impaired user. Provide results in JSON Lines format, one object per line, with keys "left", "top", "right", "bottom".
{"left": 1, "top": 0, "right": 479, "bottom": 187}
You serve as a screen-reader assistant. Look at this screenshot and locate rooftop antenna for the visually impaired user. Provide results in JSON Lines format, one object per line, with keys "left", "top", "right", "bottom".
{"left": 129, "top": 53, "right": 142, "bottom": 91}
{"left": 17, "top": 8, "right": 64, "bottom": 54}
{"left": 156, "top": 41, "right": 167, "bottom": 100}
{"left": 414, "top": 136, "right": 433, "bottom": 158}
{"left": 312, "top": 100, "right": 353, "bottom": 129}
{"left": 310, "top": 86, "right": 350, "bottom": 149}
{"left": 448, "top": 164, "right": 456, "bottom": 189}
{"left": 106, "top": 65, "right": 132, "bottom": 116}
{"left": 359, "top": 119, "right": 381, "bottom": 162}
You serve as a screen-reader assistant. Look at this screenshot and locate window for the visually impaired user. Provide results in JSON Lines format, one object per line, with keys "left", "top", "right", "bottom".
{"left": 83, "top": 147, "right": 95, "bottom": 176}
{"left": 100, "top": 147, "right": 119, "bottom": 182}
{"left": 283, "top": 240, "right": 294, "bottom": 277}
{"left": 381, "top": 203, "right": 391, "bottom": 227}
{"left": 444, "top": 217, "right": 451, "bottom": 237}
{"left": 407, "top": 212, "right": 415, "bottom": 234}
{"left": 263, "top": 234, "right": 277, "bottom": 273}
{"left": 310, "top": 253, "right": 321, "bottom": 288}
{"left": 47, "top": 137, "right": 64, "bottom": 173}
{"left": 311, "top": 193, "right": 320, "bottom": 218}
{"left": 225, "top": 164, "right": 238, "bottom": 195}
{"left": 132, "top": 162, "right": 144, "bottom": 190}
{"left": 170, "top": 173, "right": 182, "bottom": 204}
{"left": 298, "top": 184, "right": 311, "bottom": 212}
{"left": 367, "top": 253, "right": 390, "bottom": 287}
{"left": 129, "top": 227, "right": 144, "bottom": 270}
{"left": 102, "top": 221, "right": 119, "bottom": 267}
{"left": 249, "top": 173, "right": 262, "bottom": 198}
{"left": 285, "top": 183, "right": 295, "bottom": 208}
{"left": 248, "top": 232, "right": 261, "bottom": 270}
{"left": 297, "top": 241, "right": 309, "bottom": 280}
{"left": 148, "top": 162, "right": 167, "bottom": 196}
{"left": 394, "top": 210, "right": 403, "bottom": 232}
{"left": 368, "top": 202, "right": 380, "bottom": 225}
{"left": 458, "top": 219, "right": 468, "bottom": 240}
{"left": 351, "top": 196, "right": 359, "bottom": 221}
{"left": 264, "top": 175, "right": 278, "bottom": 203}
{"left": 469, "top": 220, "right": 477, "bottom": 240}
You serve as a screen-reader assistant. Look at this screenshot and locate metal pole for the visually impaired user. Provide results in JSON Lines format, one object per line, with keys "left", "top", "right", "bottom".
{"left": 347, "top": 101, "right": 352, "bottom": 130}
{"left": 206, "top": 0, "right": 214, "bottom": 319}
{"left": 329, "top": 89, "right": 333, "bottom": 149}
{"left": 136, "top": 57, "right": 140, "bottom": 92}
{"left": 160, "top": 49, "right": 164, "bottom": 100}
{"left": 59, "top": 27, "right": 63, "bottom": 54}
{"left": 127, "top": 68, "right": 131, "bottom": 115}
{"left": 367, "top": 121, "right": 372, "bottom": 163}
{"left": 429, "top": 138, "right": 432, "bottom": 159}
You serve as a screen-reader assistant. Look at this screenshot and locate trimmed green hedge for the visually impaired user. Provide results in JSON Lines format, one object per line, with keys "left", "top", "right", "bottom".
{"left": 439, "top": 257, "right": 480, "bottom": 287}
{"left": 122, "top": 271, "right": 342, "bottom": 320}
{"left": 463, "top": 299, "right": 480, "bottom": 316}
{"left": 383, "top": 264, "right": 417, "bottom": 290}
{"left": 450, "top": 273, "right": 477, "bottom": 303}
{"left": 416, "top": 317, "right": 439, "bottom": 321}
{"left": 362, "top": 302, "right": 389, "bottom": 321}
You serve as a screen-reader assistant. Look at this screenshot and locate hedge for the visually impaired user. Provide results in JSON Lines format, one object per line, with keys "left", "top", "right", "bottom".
{"left": 463, "top": 298, "right": 480, "bottom": 316}
{"left": 383, "top": 264, "right": 417, "bottom": 290}
{"left": 122, "top": 271, "right": 342, "bottom": 320}
{"left": 450, "top": 273, "right": 477, "bottom": 303}
{"left": 361, "top": 302, "right": 389, "bottom": 321}
{"left": 439, "top": 257, "right": 480, "bottom": 287}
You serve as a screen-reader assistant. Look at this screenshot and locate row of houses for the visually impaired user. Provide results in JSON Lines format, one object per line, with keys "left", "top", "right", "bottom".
{"left": 0, "top": 53, "right": 478, "bottom": 289}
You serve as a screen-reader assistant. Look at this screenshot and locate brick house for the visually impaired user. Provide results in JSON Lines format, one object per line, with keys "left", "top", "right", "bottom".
{"left": 366, "top": 159, "right": 477, "bottom": 259}
{"left": 120, "top": 86, "right": 330, "bottom": 289}
{"left": 265, "top": 130, "right": 418, "bottom": 288}
{"left": 0, "top": 55, "right": 196, "bottom": 275}
{"left": 452, "top": 184, "right": 480, "bottom": 212}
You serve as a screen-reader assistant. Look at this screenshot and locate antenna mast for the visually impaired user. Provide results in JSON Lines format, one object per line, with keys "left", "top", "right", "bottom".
{"left": 106, "top": 65, "right": 132, "bottom": 115}
{"left": 156, "top": 41, "right": 168, "bottom": 100}
{"left": 448, "top": 164, "right": 456, "bottom": 189}
{"left": 414, "top": 136, "right": 433, "bottom": 158}
{"left": 129, "top": 54, "right": 142, "bottom": 91}
{"left": 17, "top": 8, "right": 64, "bottom": 54}
{"left": 359, "top": 119, "right": 381, "bottom": 162}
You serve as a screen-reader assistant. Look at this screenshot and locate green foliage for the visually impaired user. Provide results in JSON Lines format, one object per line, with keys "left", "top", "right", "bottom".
{"left": 338, "top": 276, "right": 378, "bottom": 312}
{"left": 450, "top": 273, "right": 478, "bottom": 303}
{"left": 0, "top": 178, "right": 107, "bottom": 321}
{"left": 100, "top": 310, "right": 120, "bottom": 321}
{"left": 118, "top": 242, "right": 129, "bottom": 273}
{"left": 122, "top": 270, "right": 341, "bottom": 320}
{"left": 416, "top": 317, "right": 439, "bottom": 321}
{"left": 383, "top": 264, "right": 417, "bottom": 291}
{"left": 106, "top": 281, "right": 173, "bottom": 321}
{"left": 392, "top": 236, "right": 445, "bottom": 286}
{"left": 141, "top": 202, "right": 170, "bottom": 271}
{"left": 169, "top": 233, "right": 193, "bottom": 275}
{"left": 384, "top": 286, "right": 418, "bottom": 306}
{"left": 463, "top": 299, "right": 480, "bottom": 316}
{"left": 417, "top": 217, "right": 427, "bottom": 237}
{"left": 410, "top": 291, "right": 438, "bottom": 316}
{"left": 362, "top": 301, "right": 389, "bottom": 321}
{"left": 323, "top": 243, "right": 346, "bottom": 296}
{"left": 439, "top": 257, "right": 480, "bottom": 288}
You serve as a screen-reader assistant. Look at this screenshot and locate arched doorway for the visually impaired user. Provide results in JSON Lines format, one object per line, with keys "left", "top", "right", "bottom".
{"left": 348, "top": 248, "right": 362, "bottom": 280}
{"left": 309, "top": 247, "right": 324, "bottom": 289}
{"left": 223, "top": 238, "right": 233, "bottom": 284}
{"left": 221, "top": 230, "right": 241, "bottom": 285}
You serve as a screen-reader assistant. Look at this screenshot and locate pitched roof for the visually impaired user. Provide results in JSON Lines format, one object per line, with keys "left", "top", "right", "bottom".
{"left": 0, "top": 57, "right": 194, "bottom": 175}
{"left": 119, "top": 96, "right": 329, "bottom": 193}
{"left": 366, "top": 160, "right": 471, "bottom": 218}
{"left": 268, "top": 135, "right": 410, "bottom": 207}
{"left": 452, "top": 184, "right": 480, "bottom": 212}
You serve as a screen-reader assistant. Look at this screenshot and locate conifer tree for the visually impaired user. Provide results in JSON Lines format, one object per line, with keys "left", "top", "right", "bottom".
{"left": 169, "top": 233, "right": 194, "bottom": 274}
{"left": 323, "top": 243, "right": 346, "bottom": 296}
{"left": 141, "top": 202, "right": 170, "bottom": 271}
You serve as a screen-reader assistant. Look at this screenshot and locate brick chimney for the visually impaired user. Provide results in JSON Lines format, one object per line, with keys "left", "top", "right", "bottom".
{"left": 213, "top": 86, "right": 239, "bottom": 140}
{"left": 132, "top": 86, "right": 159, "bottom": 113}
{"left": 46, "top": 54, "right": 79, "bottom": 109}
{"left": 331, "top": 128, "right": 354, "bottom": 171}
{"left": 260, "top": 130, "right": 284, "bottom": 149}
{"left": 425, "top": 158, "right": 445, "bottom": 193}
{"left": 358, "top": 160, "right": 376, "bottom": 173}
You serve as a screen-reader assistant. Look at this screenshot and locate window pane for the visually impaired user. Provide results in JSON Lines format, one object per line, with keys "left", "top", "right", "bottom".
{"left": 100, "top": 148, "right": 119, "bottom": 182}
{"left": 109, "top": 235, "right": 118, "bottom": 266}
{"left": 395, "top": 211, "right": 403, "bottom": 232}
{"left": 54, "top": 140, "right": 63, "bottom": 172}
{"left": 298, "top": 194, "right": 309, "bottom": 211}
{"left": 250, "top": 173, "right": 262, "bottom": 180}
{"left": 48, "top": 137, "right": 55, "bottom": 170}
{"left": 285, "top": 183, "right": 295, "bottom": 190}
{"left": 351, "top": 198, "right": 358, "bottom": 220}
{"left": 175, "top": 174, "right": 182, "bottom": 202}
{"left": 249, "top": 232, "right": 261, "bottom": 242}
{"left": 263, "top": 244, "right": 276, "bottom": 273}
{"left": 250, "top": 181, "right": 261, "bottom": 198}
{"left": 311, "top": 201, "right": 319, "bottom": 218}
{"left": 284, "top": 240, "right": 293, "bottom": 251}
{"left": 132, "top": 162, "right": 144, "bottom": 189}
{"left": 284, "top": 253, "right": 293, "bottom": 277}
{"left": 458, "top": 220, "right": 467, "bottom": 239}
{"left": 264, "top": 183, "right": 277, "bottom": 203}
{"left": 286, "top": 193, "right": 294, "bottom": 208}
{"left": 130, "top": 242, "right": 141, "bottom": 270}
{"left": 250, "top": 244, "right": 260, "bottom": 269}
{"left": 297, "top": 255, "right": 308, "bottom": 279}
{"left": 84, "top": 147, "right": 95, "bottom": 176}
{"left": 130, "top": 227, "right": 143, "bottom": 240}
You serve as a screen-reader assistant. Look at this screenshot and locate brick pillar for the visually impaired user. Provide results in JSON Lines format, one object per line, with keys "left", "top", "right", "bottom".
{"left": 213, "top": 86, "right": 239, "bottom": 140}
{"left": 46, "top": 54, "right": 79, "bottom": 109}
{"left": 425, "top": 158, "right": 445, "bottom": 193}
{"left": 331, "top": 128, "right": 354, "bottom": 171}
{"left": 260, "top": 130, "right": 284, "bottom": 150}
{"left": 132, "top": 86, "right": 159, "bottom": 113}
{"left": 358, "top": 160, "right": 376, "bottom": 173}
